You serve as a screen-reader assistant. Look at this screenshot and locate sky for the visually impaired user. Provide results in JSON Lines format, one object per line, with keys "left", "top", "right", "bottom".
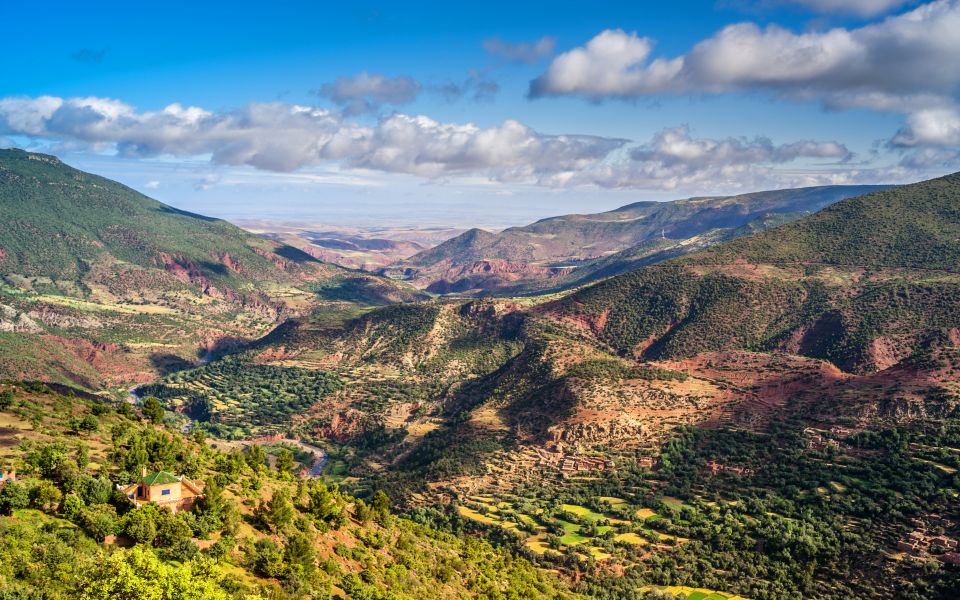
{"left": 1, "top": 0, "right": 958, "bottom": 229}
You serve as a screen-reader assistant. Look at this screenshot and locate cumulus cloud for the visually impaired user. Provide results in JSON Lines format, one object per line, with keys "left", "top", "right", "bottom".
{"left": 892, "top": 107, "right": 960, "bottom": 146}
{"left": 483, "top": 36, "right": 557, "bottom": 63}
{"left": 143, "top": 180, "right": 160, "bottom": 189}
{"left": 4, "top": 95, "right": 924, "bottom": 193}
{"left": 531, "top": 1, "right": 960, "bottom": 147}
{"left": 574, "top": 125, "right": 854, "bottom": 190}
{"left": 315, "top": 71, "right": 422, "bottom": 115}
{"left": 781, "top": 0, "right": 915, "bottom": 16}
{"left": 349, "top": 114, "right": 625, "bottom": 182}
{"left": 0, "top": 94, "right": 626, "bottom": 184}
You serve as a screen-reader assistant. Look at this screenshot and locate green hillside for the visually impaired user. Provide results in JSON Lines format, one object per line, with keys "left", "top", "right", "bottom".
{"left": 689, "top": 173, "right": 960, "bottom": 271}
{"left": 0, "top": 148, "right": 321, "bottom": 292}
{"left": 552, "top": 172, "right": 960, "bottom": 372}
{"left": 0, "top": 150, "right": 425, "bottom": 389}
{"left": 0, "top": 383, "right": 576, "bottom": 599}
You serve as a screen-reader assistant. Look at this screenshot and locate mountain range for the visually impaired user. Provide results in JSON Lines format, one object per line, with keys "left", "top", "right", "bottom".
{"left": 2, "top": 152, "right": 959, "bottom": 599}
{"left": 386, "top": 184, "right": 889, "bottom": 295}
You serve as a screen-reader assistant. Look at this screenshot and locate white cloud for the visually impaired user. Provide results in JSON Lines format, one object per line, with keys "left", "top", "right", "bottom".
{"left": 574, "top": 125, "right": 854, "bottom": 190}
{"left": 531, "top": 1, "right": 960, "bottom": 147}
{"left": 3, "top": 95, "right": 944, "bottom": 193}
{"left": 143, "top": 180, "right": 160, "bottom": 189}
{"left": 0, "top": 95, "right": 626, "bottom": 184}
{"left": 483, "top": 36, "right": 556, "bottom": 63}
{"left": 782, "top": 0, "right": 914, "bottom": 16}
{"left": 348, "top": 114, "right": 625, "bottom": 182}
{"left": 892, "top": 106, "right": 960, "bottom": 146}
{"left": 315, "top": 71, "right": 422, "bottom": 115}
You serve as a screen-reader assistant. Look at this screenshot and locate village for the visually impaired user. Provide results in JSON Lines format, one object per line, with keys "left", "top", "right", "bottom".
{"left": 896, "top": 514, "right": 960, "bottom": 566}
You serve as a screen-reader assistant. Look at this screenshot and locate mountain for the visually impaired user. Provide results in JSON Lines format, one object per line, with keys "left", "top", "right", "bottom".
{"left": 1, "top": 148, "right": 332, "bottom": 297}
{"left": 0, "top": 149, "right": 423, "bottom": 388}
{"left": 387, "top": 184, "right": 890, "bottom": 294}
{"left": 549, "top": 173, "right": 960, "bottom": 373}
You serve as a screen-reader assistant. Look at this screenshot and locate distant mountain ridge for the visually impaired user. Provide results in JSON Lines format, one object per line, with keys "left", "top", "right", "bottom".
{"left": 387, "top": 184, "right": 891, "bottom": 294}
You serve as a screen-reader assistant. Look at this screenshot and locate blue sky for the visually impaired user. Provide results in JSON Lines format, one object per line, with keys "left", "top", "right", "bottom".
{"left": 2, "top": 0, "right": 957, "bottom": 228}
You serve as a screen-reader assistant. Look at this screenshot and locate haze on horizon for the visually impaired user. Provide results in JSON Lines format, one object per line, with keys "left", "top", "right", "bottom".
{"left": 2, "top": 0, "right": 959, "bottom": 229}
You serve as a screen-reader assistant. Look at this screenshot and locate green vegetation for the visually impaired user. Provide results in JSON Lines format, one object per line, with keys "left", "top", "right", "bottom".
{"left": 692, "top": 173, "right": 960, "bottom": 271}
{"left": 138, "top": 357, "right": 343, "bottom": 435}
{"left": 0, "top": 383, "right": 577, "bottom": 599}
{"left": 0, "top": 148, "right": 314, "bottom": 287}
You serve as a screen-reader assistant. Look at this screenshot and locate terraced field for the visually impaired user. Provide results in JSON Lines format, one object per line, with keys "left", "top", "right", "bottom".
{"left": 455, "top": 494, "right": 687, "bottom": 564}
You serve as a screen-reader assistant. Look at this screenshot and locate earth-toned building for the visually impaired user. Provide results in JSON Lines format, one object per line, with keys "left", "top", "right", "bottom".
{"left": 119, "top": 469, "right": 204, "bottom": 513}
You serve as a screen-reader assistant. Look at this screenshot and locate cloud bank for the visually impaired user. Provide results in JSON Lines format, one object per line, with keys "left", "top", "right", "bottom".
{"left": 0, "top": 95, "right": 626, "bottom": 183}
{"left": 1, "top": 95, "right": 928, "bottom": 193}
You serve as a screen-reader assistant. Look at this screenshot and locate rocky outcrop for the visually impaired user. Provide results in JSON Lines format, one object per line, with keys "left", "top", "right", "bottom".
{"left": 0, "top": 304, "right": 43, "bottom": 333}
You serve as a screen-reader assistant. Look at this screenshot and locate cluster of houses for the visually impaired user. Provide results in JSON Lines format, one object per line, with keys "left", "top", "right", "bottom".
{"left": 803, "top": 426, "right": 856, "bottom": 451}
{"left": 897, "top": 515, "right": 960, "bottom": 564}
{"left": 804, "top": 429, "right": 841, "bottom": 450}
{"left": 704, "top": 460, "right": 756, "bottom": 477}
{"left": 532, "top": 448, "right": 613, "bottom": 474}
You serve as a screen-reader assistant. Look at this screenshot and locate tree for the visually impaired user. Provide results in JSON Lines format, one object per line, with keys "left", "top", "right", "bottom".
{"left": 61, "top": 492, "right": 84, "bottom": 520}
{"left": 142, "top": 396, "right": 165, "bottom": 424}
{"left": 244, "top": 444, "right": 266, "bottom": 472}
{"left": 193, "top": 480, "right": 228, "bottom": 536}
{"left": 275, "top": 448, "right": 294, "bottom": 479}
{"left": 76, "top": 443, "right": 90, "bottom": 471}
{"left": 80, "top": 546, "right": 231, "bottom": 600}
{"left": 122, "top": 507, "right": 159, "bottom": 546}
{"left": 248, "top": 538, "right": 289, "bottom": 579}
{"left": 284, "top": 532, "right": 315, "bottom": 571}
{"left": 306, "top": 481, "right": 341, "bottom": 526}
{"left": 265, "top": 489, "right": 294, "bottom": 532}
{"left": 30, "top": 479, "right": 62, "bottom": 513}
{"left": 156, "top": 512, "right": 193, "bottom": 549}
{"left": 80, "top": 504, "right": 119, "bottom": 541}
{"left": 0, "top": 389, "right": 13, "bottom": 410}
{"left": 0, "top": 481, "right": 30, "bottom": 515}
{"left": 371, "top": 490, "right": 391, "bottom": 525}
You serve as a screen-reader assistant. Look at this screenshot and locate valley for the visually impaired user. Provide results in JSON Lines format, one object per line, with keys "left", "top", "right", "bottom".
{"left": 1, "top": 152, "right": 959, "bottom": 599}
{"left": 5, "top": 3, "right": 960, "bottom": 598}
